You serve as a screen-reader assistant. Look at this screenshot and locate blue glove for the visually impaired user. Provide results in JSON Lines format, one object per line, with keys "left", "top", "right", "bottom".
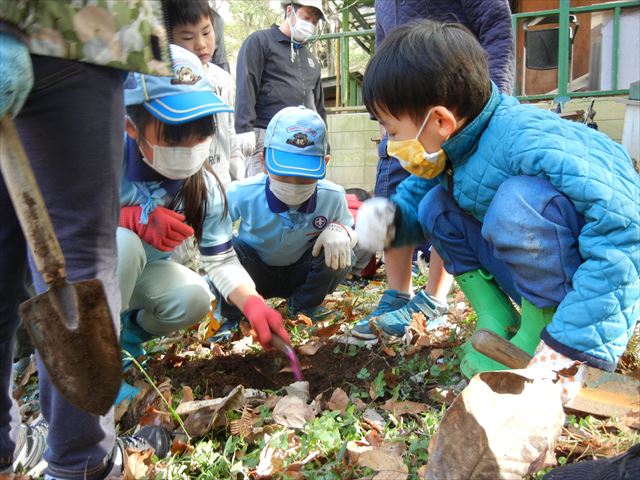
{"left": 0, "top": 32, "right": 33, "bottom": 118}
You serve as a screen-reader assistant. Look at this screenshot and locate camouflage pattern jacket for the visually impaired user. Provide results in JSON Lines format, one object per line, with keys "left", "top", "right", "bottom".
{"left": 0, "top": 0, "right": 171, "bottom": 75}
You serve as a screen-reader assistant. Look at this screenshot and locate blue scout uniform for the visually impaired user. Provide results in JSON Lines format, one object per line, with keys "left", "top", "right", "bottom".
{"left": 217, "top": 173, "right": 355, "bottom": 318}
{"left": 120, "top": 137, "right": 232, "bottom": 261}
{"left": 226, "top": 174, "right": 353, "bottom": 265}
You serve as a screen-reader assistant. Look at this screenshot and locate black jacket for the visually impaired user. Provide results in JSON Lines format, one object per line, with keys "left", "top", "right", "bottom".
{"left": 235, "top": 25, "right": 326, "bottom": 133}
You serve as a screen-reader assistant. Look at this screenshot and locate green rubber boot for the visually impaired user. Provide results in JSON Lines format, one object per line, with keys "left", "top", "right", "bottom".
{"left": 509, "top": 298, "right": 555, "bottom": 356}
{"left": 456, "top": 269, "right": 521, "bottom": 379}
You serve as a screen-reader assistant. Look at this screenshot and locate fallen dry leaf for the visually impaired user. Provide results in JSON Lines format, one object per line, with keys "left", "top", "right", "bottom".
{"left": 181, "top": 386, "right": 194, "bottom": 404}
{"left": 170, "top": 437, "right": 193, "bottom": 456}
{"left": 272, "top": 395, "right": 316, "bottom": 428}
{"left": 428, "top": 387, "right": 457, "bottom": 406}
{"left": 429, "top": 348, "right": 444, "bottom": 362}
{"left": 183, "top": 385, "right": 245, "bottom": 437}
{"left": 123, "top": 448, "right": 154, "bottom": 480}
{"left": 297, "top": 340, "right": 323, "bottom": 356}
{"left": 138, "top": 405, "right": 172, "bottom": 428}
{"left": 262, "top": 395, "right": 282, "bottom": 410}
{"left": 285, "top": 381, "right": 310, "bottom": 402}
{"left": 620, "top": 410, "right": 640, "bottom": 430}
{"left": 326, "top": 388, "right": 350, "bottom": 413}
{"left": 363, "top": 409, "right": 385, "bottom": 432}
{"left": 425, "top": 370, "right": 564, "bottom": 479}
{"left": 316, "top": 323, "right": 341, "bottom": 338}
{"left": 256, "top": 432, "right": 300, "bottom": 478}
{"left": 381, "top": 400, "right": 430, "bottom": 416}
{"left": 381, "top": 345, "right": 396, "bottom": 357}
{"left": 357, "top": 443, "right": 408, "bottom": 480}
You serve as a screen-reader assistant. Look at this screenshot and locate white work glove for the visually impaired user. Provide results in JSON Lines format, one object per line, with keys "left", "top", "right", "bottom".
{"left": 355, "top": 197, "right": 397, "bottom": 252}
{"left": 229, "top": 154, "right": 246, "bottom": 181}
{"left": 527, "top": 340, "right": 587, "bottom": 405}
{"left": 237, "top": 131, "right": 256, "bottom": 158}
{"left": 312, "top": 223, "right": 357, "bottom": 270}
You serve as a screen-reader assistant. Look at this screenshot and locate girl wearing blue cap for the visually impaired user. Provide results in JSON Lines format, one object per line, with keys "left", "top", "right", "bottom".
{"left": 117, "top": 46, "right": 291, "bottom": 402}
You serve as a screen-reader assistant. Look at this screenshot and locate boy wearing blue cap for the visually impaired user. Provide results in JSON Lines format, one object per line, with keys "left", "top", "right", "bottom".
{"left": 219, "top": 105, "right": 357, "bottom": 324}
{"left": 117, "top": 45, "right": 291, "bottom": 398}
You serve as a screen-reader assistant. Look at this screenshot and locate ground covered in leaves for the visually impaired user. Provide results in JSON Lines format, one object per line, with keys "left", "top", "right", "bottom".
{"left": 12, "top": 263, "right": 640, "bottom": 479}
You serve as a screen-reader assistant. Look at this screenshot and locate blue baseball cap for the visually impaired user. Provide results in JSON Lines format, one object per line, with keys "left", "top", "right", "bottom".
{"left": 264, "top": 106, "right": 327, "bottom": 179}
{"left": 124, "top": 44, "right": 232, "bottom": 124}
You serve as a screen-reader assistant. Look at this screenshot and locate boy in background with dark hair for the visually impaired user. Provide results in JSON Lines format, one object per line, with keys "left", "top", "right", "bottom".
{"left": 356, "top": 20, "right": 639, "bottom": 404}
{"left": 167, "top": 0, "right": 244, "bottom": 186}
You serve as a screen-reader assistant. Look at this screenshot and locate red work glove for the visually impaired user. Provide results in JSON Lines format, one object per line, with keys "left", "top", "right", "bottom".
{"left": 120, "top": 205, "right": 194, "bottom": 252}
{"left": 242, "top": 295, "right": 291, "bottom": 349}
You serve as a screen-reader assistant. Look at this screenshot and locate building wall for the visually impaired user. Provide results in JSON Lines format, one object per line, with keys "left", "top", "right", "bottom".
{"left": 325, "top": 96, "right": 628, "bottom": 191}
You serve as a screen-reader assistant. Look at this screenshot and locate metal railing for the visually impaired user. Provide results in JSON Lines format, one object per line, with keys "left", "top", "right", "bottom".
{"left": 513, "top": 0, "right": 640, "bottom": 102}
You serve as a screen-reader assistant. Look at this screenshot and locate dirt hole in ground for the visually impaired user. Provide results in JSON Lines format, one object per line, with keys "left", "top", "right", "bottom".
{"left": 146, "top": 343, "right": 391, "bottom": 398}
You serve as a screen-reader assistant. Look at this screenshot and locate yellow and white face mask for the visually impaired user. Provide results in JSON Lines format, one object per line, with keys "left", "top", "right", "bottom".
{"left": 386, "top": 108, "right": 448, "bottom": 179}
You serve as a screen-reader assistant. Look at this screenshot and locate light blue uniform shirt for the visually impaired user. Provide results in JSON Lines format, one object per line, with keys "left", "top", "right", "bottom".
{"left": 120, "top": 138, "right": 233, "bottom": 262}
{"left": 226, "top": 174, "right": 354, "bottom": 266}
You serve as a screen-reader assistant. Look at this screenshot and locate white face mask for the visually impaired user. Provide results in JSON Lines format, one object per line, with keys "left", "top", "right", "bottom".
{"left": 289, "top": 10, "right": 316, "bottom": 43}
{"left": 141, "top": 138, "right": 211, "bottom": 180}
{"left": 269, "top": 176, "right": 317, "bottom": 206}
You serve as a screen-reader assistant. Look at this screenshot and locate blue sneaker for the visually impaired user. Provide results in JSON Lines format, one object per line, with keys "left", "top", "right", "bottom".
{"left": 370, "top": 290, "right": 449, "bottom": 338}
{"left": 351, "top": 289, "right": 411, "bottom": 340}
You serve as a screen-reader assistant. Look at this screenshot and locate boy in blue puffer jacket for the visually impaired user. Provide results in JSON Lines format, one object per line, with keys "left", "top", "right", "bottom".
{"left": 356, "top": 20, "right": 639, "bottom": 403}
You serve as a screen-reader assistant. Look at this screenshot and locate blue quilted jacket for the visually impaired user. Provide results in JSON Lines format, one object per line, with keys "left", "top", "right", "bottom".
{"left": 392, "top": 83, "right": 640, "bottom": 370}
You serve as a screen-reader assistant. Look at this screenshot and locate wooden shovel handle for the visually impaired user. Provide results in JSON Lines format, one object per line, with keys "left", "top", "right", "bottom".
{"left": 471, "top": 329, "right": 532, "bottom": 369}
{"left": 0, "top": 115, "right": 66, "bottom": 285}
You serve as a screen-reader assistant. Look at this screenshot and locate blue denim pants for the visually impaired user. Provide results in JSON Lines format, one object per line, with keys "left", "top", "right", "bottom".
{"left": 418, "top": 176, "right": 585, "bottom": 308}
{"left": 219, "top": 237, "right": 352, "bottom": 320}
{"left": 0, "top": 56, "right": 123, "bottom": 479}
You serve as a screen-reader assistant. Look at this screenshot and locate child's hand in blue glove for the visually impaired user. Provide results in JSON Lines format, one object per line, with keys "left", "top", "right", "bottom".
{"left": 0, "top": 32, "right": 33, "bottom": 118}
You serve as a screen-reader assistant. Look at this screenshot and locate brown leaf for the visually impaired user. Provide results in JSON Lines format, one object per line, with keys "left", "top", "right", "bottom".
{"left": 326, "top": 388, "right": 350, "bottom": 413}
{"left": 170, "top": 437, "right": 193, "bottom": 456}
{"left": 138, "top": 405, "right": 172, "bottom": 427}
{"left": 357, "top": 443, "right": 408, "bottom": 480}
{"left": 620, "top": 410, "right": 640, "bottom": 430}
{"left": 383, "top": 371, "right": 400, "bottom": 389}
{"left": 365, "top": 429, "right": 383, "bottom": 447}
{"left": 381, "top": 400, "right": 430, "bottom": 416}
{"left": 297, "top": 340, "right": 323, "bottom": 356}
{"left": 263, "top": 395, "right": 282, "bottom": 410}
{"left": 181, "top": 386, "right": 194, "bottom": 404}
{"left": 425, "top": 370, "right": 564, "bottom": 479}
{"left": 381, "top": 345, "right": 396, "bottom": 357}
{"left": 183, "top": 385, "right": 245, "bottom": 437}
{"left": 230, "top": 405, "right": 259, "bottom": 438}
{"left": 429, "top": 348, "right": 444, "bottom": 362}
{"left": 409, "top": 312, "right": 428, "bottom": 335}
{"left": 272, "top": 395, "right": 316, "bottom": 428}
{"left": 316, "top": 323, "right": 341, "bottom": 338}
{"left": 123, "top": 448, "right": 153, "bottom": 480}
{"left": 428, "top": 387, "right": 457, "bottom": 406}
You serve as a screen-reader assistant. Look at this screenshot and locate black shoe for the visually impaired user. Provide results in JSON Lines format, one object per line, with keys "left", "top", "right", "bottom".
{"left": 543, "top": 443, "right": 640, "bottom": 480}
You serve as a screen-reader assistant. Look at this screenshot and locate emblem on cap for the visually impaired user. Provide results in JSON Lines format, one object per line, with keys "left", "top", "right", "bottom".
{"left": 313, "top": 216, "right": 327, "bottom": 229}
{"left": 171, "top": 66, "right": 201, "bottom": 85}
{"left": 286, "top": 132, "right": 315, "bottom": 148}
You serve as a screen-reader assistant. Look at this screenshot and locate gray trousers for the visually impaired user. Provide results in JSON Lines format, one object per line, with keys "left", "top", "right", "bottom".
{"left": 0, "top": 56, "right": 123, "bottom": 479}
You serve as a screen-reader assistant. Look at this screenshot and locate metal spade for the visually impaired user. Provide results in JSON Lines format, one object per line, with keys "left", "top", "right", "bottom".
{"left": 0, "top": 116, "right": 121, "bottom": 415}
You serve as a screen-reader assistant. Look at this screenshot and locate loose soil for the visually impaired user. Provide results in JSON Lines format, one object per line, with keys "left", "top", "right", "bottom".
{"left": 146, "top": 343, "right": 393, "bottom": 398}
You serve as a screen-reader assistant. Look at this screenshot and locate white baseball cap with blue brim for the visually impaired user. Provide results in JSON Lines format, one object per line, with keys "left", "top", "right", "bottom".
{"left": 264, "top": 105, "right": 327, "bottom": 179}
{"left": 124, "top": 44, "right": 232, "bottom": 124}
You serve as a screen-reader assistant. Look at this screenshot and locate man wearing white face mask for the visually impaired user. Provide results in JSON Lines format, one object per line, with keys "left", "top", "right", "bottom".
{"left": 235, "top": 1, "right": 326, "bottom": 177}
{"left": 220, "top": 106, "right": 357, "bottom": 324}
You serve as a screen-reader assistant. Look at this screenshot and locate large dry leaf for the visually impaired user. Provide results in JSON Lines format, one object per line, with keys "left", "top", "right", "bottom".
{"left": 285, "top": 381, "right": 310, "bottom": 402}
{"left": 425, "top": 370, "right": 565, "bottom": 480}
{"left": 316, "top": 323, "right": 341, "bottom": 338}
{"left": 297, "top": 340, "right": 323, "bottom": 356}
{"left": 327, "top": 388, "right": 350, "bottom": 413}
{"left": 381, "top": 399, "right": 430, "bottom": 416}
{"left": 123, "top": 448, "right": 153, "bottom": 480}
{"left": 183, "top": 385, "right": 245, "bottom": 437}
{"left": 272, "top": 395, "right": 316, "bottom": 428}
{"left": 357, "top": 443, "right": 408, "bottom": 480}
{"left": 256, "top": 432, "right": 302, "bottom": 478}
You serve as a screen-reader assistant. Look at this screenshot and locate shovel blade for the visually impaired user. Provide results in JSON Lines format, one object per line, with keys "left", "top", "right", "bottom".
{"left": 19, "top": 279, "right": 122, "bottom": 415}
